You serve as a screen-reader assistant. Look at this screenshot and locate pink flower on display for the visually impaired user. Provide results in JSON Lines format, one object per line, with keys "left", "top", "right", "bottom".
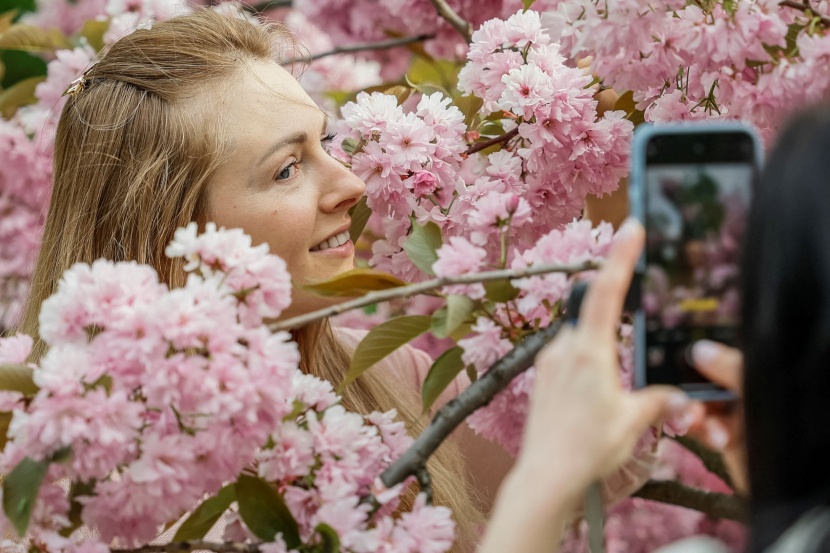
{"left": 0, "top": 334, "right": 33, "bottom": 364}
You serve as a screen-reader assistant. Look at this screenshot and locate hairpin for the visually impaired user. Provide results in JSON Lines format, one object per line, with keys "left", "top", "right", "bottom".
{"left": 62, "top": 67, "right": 94, "bottom": 98}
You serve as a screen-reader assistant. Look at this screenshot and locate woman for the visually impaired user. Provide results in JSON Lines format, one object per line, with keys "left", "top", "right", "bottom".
{"left": 16, "top": 9, "right": 493, "bottom": 550}
{"left": 485, "top": 107, "right": 830, "bottom": 552}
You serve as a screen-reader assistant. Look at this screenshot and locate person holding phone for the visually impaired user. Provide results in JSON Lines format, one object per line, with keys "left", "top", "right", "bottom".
{"left": 479, "top": 107, "right": 830, "bottom": 553}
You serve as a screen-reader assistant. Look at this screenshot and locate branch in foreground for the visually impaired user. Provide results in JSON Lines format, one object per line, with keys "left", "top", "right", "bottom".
{"left": 271, "top": 260, "right": 598, "bottom": 331}
{"left": 282, "top": 34, "right": 436, "bottom": 65}
{"left": 428, "top": 0, "right": 473, "bottom": 42}
{"left": 381, "top": 320, "right": 565, "bottom": 487}
{"left": 634, "top": 480, "right": 746, "bottom": 522}
{"left": 672, "top": 435, "right": 736, "bottom": 491}
{"left": 465, "top": 127, "right": 520, "bottom": 156}
{"left": 115, "top": 542, "right": 260, "bottom": 553}
{"left": 779, "top": 0, "right": 830, "bottom": 25}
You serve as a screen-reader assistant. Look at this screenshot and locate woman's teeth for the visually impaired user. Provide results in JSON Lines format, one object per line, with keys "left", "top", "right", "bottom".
{"left": 311, "top": 230, "right": 351, "bottom": 252}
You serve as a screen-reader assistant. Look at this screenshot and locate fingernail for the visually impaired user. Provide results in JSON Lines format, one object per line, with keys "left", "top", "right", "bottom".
{"left": 667, "top": 392, "right": 690, "bottom": 415}
{"left": 692, "top": 340, "right": 720, "bottom": 365}
{"left": 616, "top": 217, "right": 641, "bottom": 239}
{"left": 707, "top": 420, "right": 729, "bottom": 450}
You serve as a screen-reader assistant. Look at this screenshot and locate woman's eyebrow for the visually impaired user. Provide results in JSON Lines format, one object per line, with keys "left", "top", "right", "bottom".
{"left": 256, "top": 115, "right": 331, "bottom": 167}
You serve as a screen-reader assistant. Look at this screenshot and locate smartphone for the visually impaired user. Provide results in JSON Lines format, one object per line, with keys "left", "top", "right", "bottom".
{"left": 629, "top": 123, "right": 761, "bottom": 400}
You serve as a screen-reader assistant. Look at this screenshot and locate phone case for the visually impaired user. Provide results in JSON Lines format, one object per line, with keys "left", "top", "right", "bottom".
{"left": 629, "top": 122, "right": 762, "bottom": 400}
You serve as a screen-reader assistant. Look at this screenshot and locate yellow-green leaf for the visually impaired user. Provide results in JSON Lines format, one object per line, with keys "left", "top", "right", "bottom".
{"left": 3, "top": 457, "right": 48, "bottom": 536}
{"left": 304, "top": 268, "right": 407, "bottom": 298}
{"left": 483, "top": 279, "right": 520, "bottom": 303}
{"left": 343, "top": 315, "right": 432, "bottom": 389}
{"left": 431, "top": 295, "right": 475, "bottom": 339}
{"left": 0, "top": 75, "right": 43, "bottom": 118}
{"left": 383, "top": 84, "right": 412, "bottom": 106}
{"left": 235, "top": 474, "right": 300, "bottom": 548}
{"left": 522, "top": 0, "right": 536, "bottom": 9}
{"left": 0, "top": 24, "right": 71, "bottom": 52}
{"left": 613, "top": 90, "right": 646, "bottom": 126}
{"left": 60, "top": 479, "right": 95, "bottom": 538}
{"left": 403, "top": 220, "right": 443, "bottom": 276}
{"left": 79, "top": 19, "right": 109, "bottom": 52}
{"left": 0, "top": 11, "right": 17, "bottom": 35}
{"left": 173, "top": 484, "right": 236, "bottom": 541}
{"left": 0, "top": 364, "right": 38, "bottom": 396}
{"left": 406, "top": 58, "right": 460, "bottom": 91}
{"left": 455, "top": 94, "right": 483, "bottom": 127}
{"left": 421, "top": 346, "right": 465, "bottom": 414}
{"left": 348, "top": 196, "right": 372, "bottom": 243}
{"left": 0, "top": 411, "right": 10, "bottom": 451}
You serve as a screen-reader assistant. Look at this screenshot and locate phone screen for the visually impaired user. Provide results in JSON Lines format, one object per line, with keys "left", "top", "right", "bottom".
{"left": 638, "top": 129, "right": 757, "bottom": 397}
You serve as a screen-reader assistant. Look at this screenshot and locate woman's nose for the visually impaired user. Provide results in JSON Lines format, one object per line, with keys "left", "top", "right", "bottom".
{"left": 319, "top": 155, "right": 366, "bottom": 213}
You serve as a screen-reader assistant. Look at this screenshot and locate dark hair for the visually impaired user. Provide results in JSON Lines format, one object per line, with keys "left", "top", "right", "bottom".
{"left": 741, "top": 106, "right": 830, "bottom": 552}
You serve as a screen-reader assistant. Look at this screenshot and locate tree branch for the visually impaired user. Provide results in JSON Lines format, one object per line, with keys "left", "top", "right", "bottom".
{"left": 428, "top": 0, "right": 473, "bottom": 42}
{"left": 381, "top": 320, "right": 565, "bottom": 487}
{"left": 464, "top": 127, "right": 520, "bottom": 156}
{"left": 282, "top": 34, "right": 435, "bottom": 65}
{"left": 671, "top": 435, "right": 735, "bottom": 491}
{"left": 634, "top": 480, "right": 746, "bottom": 521}
{"left": 114, "top": 542, "right": 262, "bottom": 553}
{"left": 240, "top": 0, "right": 291, "bottom": 13}
{"left": 270, "top": 260, "right": 598, "bottom": 331}
{"left": 779, "top": 0, "right": 830, "bottom": 26}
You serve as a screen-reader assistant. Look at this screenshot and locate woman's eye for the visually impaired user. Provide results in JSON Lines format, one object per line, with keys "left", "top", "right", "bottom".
{"left": 275, "top": 160, "right": 298, "bottom": 181}
{"left": 321, "top": 132, "right": 337, "bottom": 154}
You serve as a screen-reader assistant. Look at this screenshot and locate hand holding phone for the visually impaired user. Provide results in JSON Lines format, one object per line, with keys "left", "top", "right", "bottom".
{"left": 629, "top": 123, "right": 761, "bottom": 401}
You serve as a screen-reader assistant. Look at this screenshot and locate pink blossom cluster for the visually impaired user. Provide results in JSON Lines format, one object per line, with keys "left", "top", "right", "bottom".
{"left": 538, "top": 0, "right": 830, "bottom": 142}
{"left": 337, "top": 11, "right": 631, "bottom": 284}
{"left": 0, "top": 225, "right": 454, "bottom": 553}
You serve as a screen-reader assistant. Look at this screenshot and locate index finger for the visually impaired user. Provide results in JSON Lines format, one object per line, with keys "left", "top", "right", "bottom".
{"left": 578, "top": 219, "right": 644, "bottom": 338}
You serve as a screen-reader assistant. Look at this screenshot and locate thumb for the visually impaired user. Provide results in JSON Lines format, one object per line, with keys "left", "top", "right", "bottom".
{"left": 625, "top": 386, "right": 688, "bottom": 434}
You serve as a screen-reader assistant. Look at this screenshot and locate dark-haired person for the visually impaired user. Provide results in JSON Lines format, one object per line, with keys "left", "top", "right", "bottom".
{"left": 481, "top": 106, "right": 830, "bottom": 553}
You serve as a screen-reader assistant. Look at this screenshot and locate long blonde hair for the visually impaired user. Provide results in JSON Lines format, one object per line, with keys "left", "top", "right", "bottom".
{"left": 16, "top": 8, "right": 483, "bottom": 550}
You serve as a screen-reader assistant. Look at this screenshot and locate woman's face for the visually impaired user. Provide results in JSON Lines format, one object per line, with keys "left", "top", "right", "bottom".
{"left": 203, "top": 60, "right": 366, "bottom": 318}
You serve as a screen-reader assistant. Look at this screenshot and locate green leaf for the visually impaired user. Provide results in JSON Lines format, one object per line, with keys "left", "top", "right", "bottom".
{"left": 431, "top": 295, "right": 475, "bottom": 339}
{"left": 403, "top": 220, "right": 443, "bottom": 276}
{"left": 235, "top": 474, "right": 300, "bottom": 548}
{"left": 348, "top": 196, "right": 372, "bottom": 244}
{"left": 0, "top": 74, "right": 42, "bottom": 117}
{"left": 3, "top": 457, "right": 48, "bottom": 536}
{"left": 421, "top": 346, "right": 465, "bottom": 414}
{"left": 0, "top": 50, "right": 46, "bottom": 89}
{"left": 0, "top": 1, "right": 34, "bottom": 16}
{"left": 406, "top": 58, "right": 460, "bottom": 91}
{"left": 483, "top": 279, "right": 520, "bottom": 303}
{"left": 343, "top": 315, "right": 432, "bottom": 389}
{"left": 522, "top": 0, "right": 536, "bottom": 10}
{"left": 0, "top": 10, "right": 17, "bottom": 34}
{"left": 173, "top": 484, "right": 236, "bottom": 541}
{"left": 0, "top": 364, "right": 38, "bottom": 396}
{"left": 455, "top": 94, "right": 483, "bottom": 127}
{"left": 0, "top": 24, "right": 71, "bottom": 52}
{"left": 315, "top": 522, "right": 341, "bottom": 553}
{"left": 304, "top": 268, "right": 407, "bottom": 297}
{"left": 465, "top": 365, "right": 478, "bottom": 383}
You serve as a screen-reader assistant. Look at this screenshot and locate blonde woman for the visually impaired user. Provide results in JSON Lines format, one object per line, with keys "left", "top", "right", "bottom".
{"left": 17, "top": 9, "right": 654, "bottom": 550}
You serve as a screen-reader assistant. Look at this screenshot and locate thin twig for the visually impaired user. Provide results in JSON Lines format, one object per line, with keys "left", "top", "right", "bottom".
{"left": 428, "top": 0, "right": 473, "bottom": 42}
{"left": 240, "top": 0, "right": 291, "bottom": 13}
{"left": 634, "top": 480, "right": 746, "bottom": 521}
{"left": 671, "top": 435, "right": 736, "bottom": 491}
{"left": 270, "top": 260, "right": 598, "bottom": 331}
{"left": 282, "top": 34, "right": 435, "bottom": 65}
{"left": 114, "top": 542, "right": 262, "bottom": 553}
{"left": 779, "top": 0, "right": 830, "bottom": 26}
{"left": 465, "top": 127, "right": 520, "bottom": 156}
{"left": 381, "top": 320, "right": 565, "bottom": 487}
